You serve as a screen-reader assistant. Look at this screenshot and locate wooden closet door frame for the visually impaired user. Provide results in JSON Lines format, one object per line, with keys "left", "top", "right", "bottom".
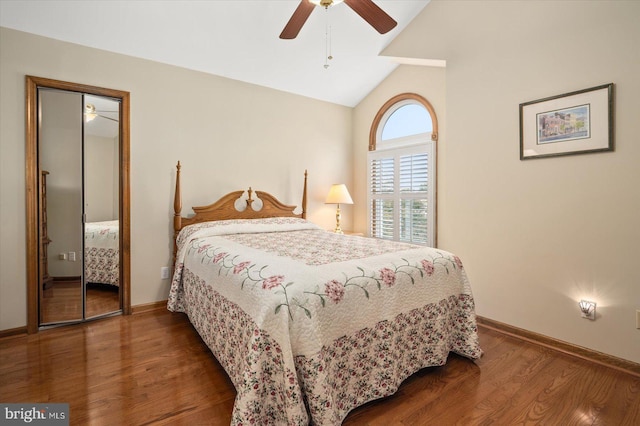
{"left": 26, "top": 76, "right": 131, "bottom": 333}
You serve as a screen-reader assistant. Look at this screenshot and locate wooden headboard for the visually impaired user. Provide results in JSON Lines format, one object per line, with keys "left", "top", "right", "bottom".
{"left": 173, "top": 161, "right": 307, "bottom": 263}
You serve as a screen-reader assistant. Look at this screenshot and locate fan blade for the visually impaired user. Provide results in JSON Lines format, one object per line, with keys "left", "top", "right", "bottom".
{"left": 98, "top": 114, "right": 119, "bottom": 122}
{"left": 280, "top": 0, "right": 315, "bottom": 39}
{"left": 344, "top": 0, "right": 397, "bottom": 34}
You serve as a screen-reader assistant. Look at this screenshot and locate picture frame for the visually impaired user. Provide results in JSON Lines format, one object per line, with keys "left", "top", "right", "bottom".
{"left": 519, "top": 83, "right": 613, "bottom": 160}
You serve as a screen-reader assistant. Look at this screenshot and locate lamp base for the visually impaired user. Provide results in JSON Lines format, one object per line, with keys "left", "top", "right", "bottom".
{"left": 334, "top": 204, "right": 343, "bottom": 234}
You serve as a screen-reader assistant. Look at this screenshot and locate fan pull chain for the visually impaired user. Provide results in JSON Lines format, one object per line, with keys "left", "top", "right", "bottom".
{"left": 324, "top": 8, "right": 333, "bottom": 69}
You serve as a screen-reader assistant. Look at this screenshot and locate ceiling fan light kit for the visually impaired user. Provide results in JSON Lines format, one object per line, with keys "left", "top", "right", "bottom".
{"left": 84, "top": 103, "right": 119, "bottom": 123}
{"left": 309, "top": 0, "right": 344, "bottom": 7}
{"left": 84, "top": 103, "right": 98, "bottom": 122}
{"left": 279, "top": 0, "right": 397, "bottom": 40}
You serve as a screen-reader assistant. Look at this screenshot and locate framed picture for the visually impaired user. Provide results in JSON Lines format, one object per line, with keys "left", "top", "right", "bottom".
{"left": 519, "top": 83, "right": 614, "bottom": 160}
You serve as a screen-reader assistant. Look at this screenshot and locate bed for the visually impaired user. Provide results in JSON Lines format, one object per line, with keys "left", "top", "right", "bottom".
{"left": 84, "top": 220, "right": 119, "bottom": 286}
{"left": 168, "top": 162, "right": 482, "bottom": 425}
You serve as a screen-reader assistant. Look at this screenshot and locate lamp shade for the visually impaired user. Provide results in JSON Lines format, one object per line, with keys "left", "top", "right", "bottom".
{"left": 325, "top": 184, "right": 353, "bottom": 205}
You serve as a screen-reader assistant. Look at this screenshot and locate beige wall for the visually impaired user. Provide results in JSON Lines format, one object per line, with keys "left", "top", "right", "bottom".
{"left": 357, "top": 0, "right": 639, "bottom": 363}
{"left": 0, "top": 27, "right": 352, "bottom": 330}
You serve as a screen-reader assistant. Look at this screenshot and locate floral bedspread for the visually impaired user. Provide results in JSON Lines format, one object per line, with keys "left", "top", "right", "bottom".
{"left": 85, "top": 220, "right": 119, "bottom": 286}
{"left": 168, "top": 217, "right": 482, "bottom": 425}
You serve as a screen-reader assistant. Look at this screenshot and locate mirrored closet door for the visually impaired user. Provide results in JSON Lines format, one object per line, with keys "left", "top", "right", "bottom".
{"left": 26, "top": 76, "right": 131, "bottom": 331}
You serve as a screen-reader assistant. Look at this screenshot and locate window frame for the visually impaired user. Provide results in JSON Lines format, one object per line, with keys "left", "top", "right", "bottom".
{"left": 369, "top": 93, "right": 439, "bottom": 151}
{"left": 368, "top": 93, "right": 439, "bottom": 247}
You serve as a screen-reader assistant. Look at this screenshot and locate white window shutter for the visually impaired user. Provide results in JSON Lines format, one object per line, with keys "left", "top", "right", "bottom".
{"left": 368, "top": 142, "right": 434, "bottom": 246}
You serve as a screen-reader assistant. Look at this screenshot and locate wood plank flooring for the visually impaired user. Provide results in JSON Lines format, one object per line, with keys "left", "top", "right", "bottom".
{"left": 1, "top": 309, "right": 638, "bottom": 425}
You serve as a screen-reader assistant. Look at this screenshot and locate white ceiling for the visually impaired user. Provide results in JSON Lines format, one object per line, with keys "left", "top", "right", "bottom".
{"left": 0, "top": 0, "right": 430, "bottom": 107}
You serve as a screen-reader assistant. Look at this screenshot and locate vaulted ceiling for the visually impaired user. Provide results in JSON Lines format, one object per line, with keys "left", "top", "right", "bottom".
{"left": 0, "top": 0, "right": 430, "bottom": 107}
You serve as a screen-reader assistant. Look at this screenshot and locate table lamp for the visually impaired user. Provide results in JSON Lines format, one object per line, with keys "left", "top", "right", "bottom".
{"left": 325, "top": 184, "right": 353, "bottom": 234}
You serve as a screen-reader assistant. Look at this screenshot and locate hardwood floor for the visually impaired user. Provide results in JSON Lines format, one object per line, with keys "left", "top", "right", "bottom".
{"left": 1, "top": 309, "right": 638, "bottom": 425}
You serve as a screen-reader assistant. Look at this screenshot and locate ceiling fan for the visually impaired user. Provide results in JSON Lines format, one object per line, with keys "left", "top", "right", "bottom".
{"left": 84, "top": 103, "right": 118, "bottom": 123}
{"left": 280, "top": 0, "right": 397, "bottom": 40}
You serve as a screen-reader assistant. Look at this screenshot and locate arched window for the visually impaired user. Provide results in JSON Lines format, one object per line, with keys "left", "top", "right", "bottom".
{"left": 368, "top": 93, "right": 438, "bottom": 246}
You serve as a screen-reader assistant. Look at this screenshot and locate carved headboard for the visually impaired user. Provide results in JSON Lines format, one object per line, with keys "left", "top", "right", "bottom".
{"left": 172, "top": 161, "right": 307, "bottom": 263}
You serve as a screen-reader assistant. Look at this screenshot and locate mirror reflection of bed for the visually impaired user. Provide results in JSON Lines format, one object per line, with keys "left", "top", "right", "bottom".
{"left": 84, "top": 219, "right": 120, "bottom": 317}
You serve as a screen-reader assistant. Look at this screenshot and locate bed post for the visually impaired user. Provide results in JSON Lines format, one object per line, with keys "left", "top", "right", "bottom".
{"left": 173, "top": 161, "right": 182, "bottom": 267}
{"left": 302, "top": 169, "right": 307, "bottom": 219}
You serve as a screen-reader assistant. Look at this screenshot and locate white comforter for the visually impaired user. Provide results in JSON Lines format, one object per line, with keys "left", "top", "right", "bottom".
{"left": 168, "top": 217, "right": 481, "bottom": 425}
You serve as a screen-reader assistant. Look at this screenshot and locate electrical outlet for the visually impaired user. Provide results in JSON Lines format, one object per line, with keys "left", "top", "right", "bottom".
{"left": 636, "top": 310, "right": 640, "bottom": 329}
{"left": 68, "top": 251, "right": 76, "bottom": 262}
{"left": 160, "top": 267, "right": 170, "bottom": 280}
{"left": 59, "top": 253, "right": 67, "bottom": 260}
